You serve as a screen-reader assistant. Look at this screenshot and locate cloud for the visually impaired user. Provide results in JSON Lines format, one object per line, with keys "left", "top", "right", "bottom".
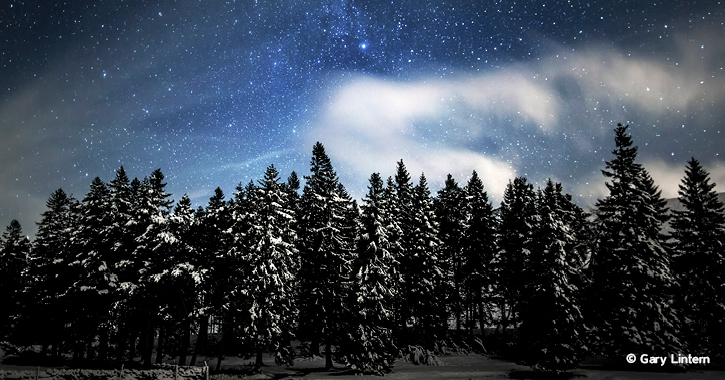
{"left": 644, "top": 159, "right": 725, "bottom": 200}
{"left": 304, "top": 77, "right": 519, "bottom": 200}
{"left": 305, "top": 29, "right": 725, "bottom": 203}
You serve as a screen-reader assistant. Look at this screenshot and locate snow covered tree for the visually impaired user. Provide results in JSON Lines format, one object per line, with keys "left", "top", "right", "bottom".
{"left": 126, "top": 169, "right": 175, "bottom": 366}
{"left": 342, "top": 172, "right": 399, "bottom": 374}
{"left": 588, "top": 123, "right": 682, "bottom": 358}
{"left": 0, "top": 220, "right": 31, "bottom": 342}
{"left": 671, "top": 157, "right": 725, "bottom": 356}
{"left": 435, "top": 174, "right": 467, "bottom": 332}
{"left": 29, "top": 188, "right": 81, "bottom": 355}
{"left": 73, "top": 177, "right": 117, "bottom": 360}
{"left": 165, "top": 194, "right": 205, "bottom": 365}
{"left": 516, "top": 180, "right": 587, "bottom": 373}
{"left": 200, "top": 186, "right": 237, "bottom": 368}
{"left": 107, "top": 167, "right": 140, "bottom": 361}
{"left": 297, "top": 142, "right": 355, "bottom": 369}
{"left": 234, "top": 164, "right": 298, "bottom": 368}
{"left": 462, "top": 170, "right": 498, "bottom": 334}
{"left": 401, "top": 173, "right": 448, "bottom": 348}
{"left": 496, "top": 176, "right": 537, "bottom": 332}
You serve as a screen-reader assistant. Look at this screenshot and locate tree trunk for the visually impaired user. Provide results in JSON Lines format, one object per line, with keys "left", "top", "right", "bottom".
{"left": 324, "top": 341, "right": 333, "bottom": 370}
{"left": 311, "top": 337, "right": 320, "bottom": 356}
{"left": 155, "top": 325, "right": 165, "bottom": 364}
{"left": 179, "top": 319, "right": 190, "bottom": 365}
{"left": 190, "top": 316, "right": 208, "bottom": 366}
{"left": 255, "top": 349, "right": 264, "bottom": 368}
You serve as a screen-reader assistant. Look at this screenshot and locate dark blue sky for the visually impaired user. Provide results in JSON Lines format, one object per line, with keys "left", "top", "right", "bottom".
{"left": 1, "top": 0, "right": 723, "bottom": 236}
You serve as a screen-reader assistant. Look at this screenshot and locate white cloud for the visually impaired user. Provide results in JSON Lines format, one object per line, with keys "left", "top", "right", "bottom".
{"left": 304, "top": 30, "right": 725, "bottom": 204}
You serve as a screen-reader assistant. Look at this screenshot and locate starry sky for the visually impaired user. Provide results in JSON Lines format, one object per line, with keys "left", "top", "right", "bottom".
{"left": 2, "top": 0, "right": 724, "bottom": 236}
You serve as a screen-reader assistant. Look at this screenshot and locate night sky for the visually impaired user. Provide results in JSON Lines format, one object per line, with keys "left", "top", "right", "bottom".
{"left": 2, "top": 1, "right": 724, "bottom": 236}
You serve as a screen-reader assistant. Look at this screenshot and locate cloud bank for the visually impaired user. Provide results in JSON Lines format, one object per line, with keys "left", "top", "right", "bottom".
{"left": 306, "top": 31, "right": 725, "bottom": 203}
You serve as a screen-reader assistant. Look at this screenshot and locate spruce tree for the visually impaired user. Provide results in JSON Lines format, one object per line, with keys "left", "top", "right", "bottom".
{"left": 297, "top": 142, "right": 354, "bottom": 369}
{"left": 517, "top": 180, "right": 586, "bottom": 373}
{"left": 343, "top": 173, "right": 399, "bottom": 374}
{"left": 107, "top": 167, "right": 138, "bottom": 361}
{"left": 129, "top": 169, "right": 174, "bottom": 366}
{"left": 74, "top": 177, "right": 116, "bottom": 360}
{"left": 671, "top": 157, "right": 725, "bottom": 356}
{"left": 496, "top": 177, "right": 537, "bottom": 332}
{"left": 235, "top": 165, "right": 298, "bottom": 367}
{"left": 462, "top": 170, "right": 498, "bottom": 335}
{"left": 589, "top": 123, "right": 681, "bottom": 358}
{"left": 0, "top": 220, "right": 31, "bottom": 342}
{"left": 402, "top": 173, "right": 448, "bottom": 348}
{"left": 435, "top": 174, "right": 467, "bottom": 333}
{"left": 31, "top": 188, "right": 81, "bottom": 355}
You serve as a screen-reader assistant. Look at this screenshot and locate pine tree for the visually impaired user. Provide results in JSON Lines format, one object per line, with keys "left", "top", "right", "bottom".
{"left": 671, "top": 157, "right": 725, "bottom": 356}
{"left": 435, "top": 174, "right": 467, "bottom": 333}
{"left": 589, "top": 123, "right": 681, "bottom": 358}
{"left": 343, "top": 173, "right": 399, "bottom": 374}
{"left": 517, "top": 180, "right": 587, "bottom": 373}
{"left": 234, "top": 165, "right": 298, "bottom": 367}
{"left": 462, "top": 171, "right": 498, "bottom": 335}
{"left": 0, "top": 220, "right": 31, "bottom": 341}
{"left": 496, "top": 177, "right": 537, "bottom": 332}
{"left": 297, "top": 142, "right": 354, "bottom": 369}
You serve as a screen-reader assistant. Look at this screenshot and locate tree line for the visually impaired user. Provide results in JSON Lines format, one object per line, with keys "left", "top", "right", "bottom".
{"left": 0, "top": 124, "right": 723, "bottom": 374}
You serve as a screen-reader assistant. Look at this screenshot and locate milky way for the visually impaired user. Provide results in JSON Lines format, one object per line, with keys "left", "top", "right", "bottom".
{"left": 1, "top": 1, "right": 724, "bottom": 235}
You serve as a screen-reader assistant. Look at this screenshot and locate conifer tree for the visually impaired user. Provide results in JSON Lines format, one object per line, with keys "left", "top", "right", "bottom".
{"left": 462, "top": 170, "right": 498, "bottom": 334}
{"left": 402, "top": 174, "right": 447, "bottom": 348}
{"left": 297, "top": 142, "right": 354, "bottom": 369}
{"left": 107, "top": 167, "right": 139, "bottom": 361}
{"left": 343, "top": 173, "right": 399, "bottom": 374}
{"left": 129, "top": 169, "right": 174, "bottom": 366}
{"left": 0, "top": 220, "right": 31, "bottom": 341}
{"left": 496, "top": 177, "right": 537, "bottom": 332}
{"left": 671, "top": 157, "right": 725, "bottom": 356}
{"left": 30, "top": 188, "right": 81, "bottom": 355}
{"left": 589, "top": 123, "right": 681, "bottom": 358}
{"left": 235, "top": 165, "right": 298, "bottom": 368}
{"left": 517, "top": 180, "right": 586, "bottom": 373}
{"left": 166, "top": 194, "right": 203, "bottom": 365}
{"left": 74, "top": 177, "right": 116, "bottom": 360}
{"left": 435, "top": 174, "right": 467, "bottom": 332}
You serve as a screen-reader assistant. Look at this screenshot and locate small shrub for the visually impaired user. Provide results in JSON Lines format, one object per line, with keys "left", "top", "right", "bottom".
{"left": 398, "top": 345, "right": 440, "bottom": 366}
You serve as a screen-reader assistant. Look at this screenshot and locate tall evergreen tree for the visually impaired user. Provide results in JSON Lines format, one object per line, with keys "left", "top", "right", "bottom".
{"left": 297, "top": 142, "right": 354, "bottom": 369}
{"left": 435, "top": 174, "right": 467, "bottom": 333}
{"left": 401, "top": 174, "right": 448, "bottom": 348}
{"left": 0, "top": 220, "right": 31, "bottom": 342}
{"left": 671, "top": 157, "right": 725, "bottom": 356}
{"left": 30, "top": 188, "right": 81, "bottom": 355}
{"left": 166, "top": 194, "right": 204, "bottom": 365}
{"left": 73, "top": 177, "right": 116, "bottom": 360}
{"left": 107, "top": 167, "right": 138, "bottom": 361}
{"left": 235, "top": 165, "right": 298, "bottom": 368}
{"left": 343, "top": 173, "right": 399, "bottom": 374}
{"left": 496, "top": 177, "right": 537, "bottom": 332}
{"left": 517, "top": 180, "right": 587, "bottom": 373}
{"left": 128, "top": 169, "right": 174, "bottom": 366}
{"left": 589, "top": 123, "right": 681, "bottom": 358}
{"left": 462, "top": 171, "right": 498, "bottom": 334}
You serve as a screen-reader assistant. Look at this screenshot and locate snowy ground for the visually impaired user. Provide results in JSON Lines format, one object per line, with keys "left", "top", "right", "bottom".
{"left": 190, "top": 354, "right": 725, "bottom": 380}
{"left": 2, "top": 354, "right": 723, "bottom": 380}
